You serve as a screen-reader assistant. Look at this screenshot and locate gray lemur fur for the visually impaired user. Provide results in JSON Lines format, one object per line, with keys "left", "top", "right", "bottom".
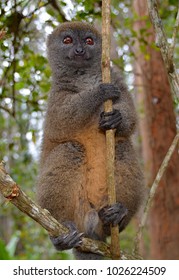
{"left": 36, "top": 21, "right": 144, "bottom": 259}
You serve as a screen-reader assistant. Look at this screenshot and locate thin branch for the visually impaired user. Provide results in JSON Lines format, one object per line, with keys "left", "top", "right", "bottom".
{"left": 102, "top": 0, "right": 120, "bottom": 260}
{"left": 147, "top": 0, "right": 179, "bottom": 97}
{"left": 134, "top": 132, "right": 179, "bottom": 254}
{"left": 48, "top": 0, "right": 67, "bottom": 22}
{"left": 0, "top": 105, "right": 14, "bottom": 117}
{"left": 169, "top": 7, "right": 179, "bottom": 62}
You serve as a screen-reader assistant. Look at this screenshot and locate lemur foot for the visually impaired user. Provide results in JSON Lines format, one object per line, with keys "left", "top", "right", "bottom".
{"left": 50, "top": 221, "right": 84, "bottom": 251}
{"left": 99, "top": 109, "right": 122, "bottom": 131}
{"left": 98, "top": 202, "right": 128, "bottom": 227}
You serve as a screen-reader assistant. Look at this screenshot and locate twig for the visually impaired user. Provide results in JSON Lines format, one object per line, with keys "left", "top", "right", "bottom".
{"left": 101, "top": 0, "right": 120, "bottom": 260}
{"left": 134, "top": 132, "right": 179, "bottom": 254}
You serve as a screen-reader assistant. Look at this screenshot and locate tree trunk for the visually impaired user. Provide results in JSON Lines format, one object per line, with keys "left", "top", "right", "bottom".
{"left": 133, "top": 0, "right": 179, "bottom": 259}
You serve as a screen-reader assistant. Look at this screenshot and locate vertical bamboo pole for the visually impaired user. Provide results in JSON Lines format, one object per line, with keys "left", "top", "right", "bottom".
{"left": 101, "top": 0, "right": 120, "bottom": 260}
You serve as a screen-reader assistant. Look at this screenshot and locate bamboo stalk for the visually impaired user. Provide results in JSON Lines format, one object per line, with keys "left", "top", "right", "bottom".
{"left": 101, "top": 0, "right": 120, "bottom": 260}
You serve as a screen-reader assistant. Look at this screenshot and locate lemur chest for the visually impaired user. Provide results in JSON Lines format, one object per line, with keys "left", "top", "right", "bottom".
{"left": 74, "top": 123, "right": 108, "bottom": 210}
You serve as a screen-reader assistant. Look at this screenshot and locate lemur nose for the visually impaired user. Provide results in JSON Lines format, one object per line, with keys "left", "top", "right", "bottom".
{"left": 74, "top": 47, "right": 85, "bottom": 55}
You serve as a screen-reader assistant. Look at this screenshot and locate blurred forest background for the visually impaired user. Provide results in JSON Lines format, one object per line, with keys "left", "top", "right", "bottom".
{"left": 0, "top": 0, "right": 179, "bottom": 260}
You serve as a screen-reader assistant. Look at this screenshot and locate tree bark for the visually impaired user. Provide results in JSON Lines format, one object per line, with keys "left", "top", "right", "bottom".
{"left": 133, "top": 0, "right": 179, "bottom": 259}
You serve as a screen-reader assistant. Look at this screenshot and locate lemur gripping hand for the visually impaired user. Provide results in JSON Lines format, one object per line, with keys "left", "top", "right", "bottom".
{"left": 50, "top": 221, "right": 84, "bottom": 251}
{"left": 99, "top": 83, "right": 121, "bottom": 102}
{"left": 99, "top": 109, "right": 122, "bottom": 131}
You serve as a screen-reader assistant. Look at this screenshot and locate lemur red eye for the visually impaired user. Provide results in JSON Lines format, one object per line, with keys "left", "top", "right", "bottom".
{"left": 63, "top": 36, "right": 73, "bottom": 44}
{"left": 85, "top": 37, "right": 94, "bottom": 45}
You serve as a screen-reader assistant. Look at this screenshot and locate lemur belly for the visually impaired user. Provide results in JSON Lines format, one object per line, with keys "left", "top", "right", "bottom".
{"left": 75, "top": 124, "right": 107, "bottom": 211}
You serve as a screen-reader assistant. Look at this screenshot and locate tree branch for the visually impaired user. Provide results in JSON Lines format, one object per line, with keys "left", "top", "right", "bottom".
{"left": 169, "top": 8, "right": 179, "bottom": 62}
{"left": 134, "top": 132, "right": 179, "bottom": 254}
{"left": 0, "top": 161, "right": 111, "bottom": 258}
{"left": 147, "top": 0, "right": 179, "bottom": 97}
